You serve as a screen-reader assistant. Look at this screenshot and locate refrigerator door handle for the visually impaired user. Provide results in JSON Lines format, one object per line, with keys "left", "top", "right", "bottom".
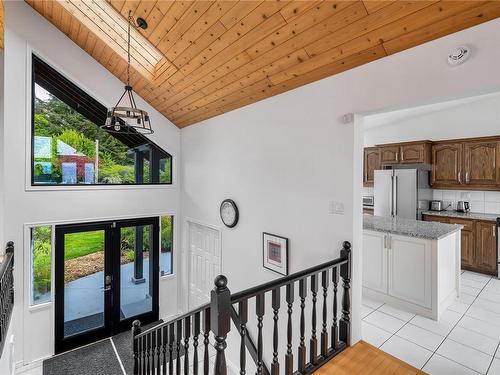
{"left": 393, "top": 176, "right": 398, "bottom": 216}
{"left": 390, "top": 175, "right": 394, "bottom": 216}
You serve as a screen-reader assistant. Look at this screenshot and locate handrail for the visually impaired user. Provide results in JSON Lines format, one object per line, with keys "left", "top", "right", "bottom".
{"left": 231, "top": 255, "right": 348, "bottom": 304}
{"left": 136, "top": 301, "right": 210, "bottom": 339}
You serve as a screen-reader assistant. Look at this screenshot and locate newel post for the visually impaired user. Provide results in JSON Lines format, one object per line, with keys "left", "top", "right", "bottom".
{"left": 132, "top": 320, "right": 141, "bottom": 375}
{"left": 211, "top": 275, "right": 231, "bottom": 375}
{"left": 339, "top": 241, "right": 351, "bottom": 346}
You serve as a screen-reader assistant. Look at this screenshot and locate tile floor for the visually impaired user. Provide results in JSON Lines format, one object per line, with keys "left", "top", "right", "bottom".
{"left": 362, "top": 270, "right": 500, "bottom": 375}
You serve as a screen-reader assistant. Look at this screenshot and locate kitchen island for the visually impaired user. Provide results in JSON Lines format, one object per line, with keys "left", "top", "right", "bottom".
{"left": 363, "top": 215, "right": 462, "bottom": 320}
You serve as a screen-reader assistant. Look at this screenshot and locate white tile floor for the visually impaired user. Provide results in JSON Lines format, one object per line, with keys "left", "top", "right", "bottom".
{"left": 362, "top": 270, "right": 500, "bottom": 375}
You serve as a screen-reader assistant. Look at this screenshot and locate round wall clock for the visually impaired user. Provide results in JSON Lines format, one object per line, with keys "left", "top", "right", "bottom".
{"left": 220, "top": 199, "right": 239, "bottom": 228}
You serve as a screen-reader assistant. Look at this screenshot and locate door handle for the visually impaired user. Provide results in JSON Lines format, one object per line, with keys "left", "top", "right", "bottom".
{"left": 104, "top": 275, "right": 112, "bottom": 291}
{"left": 493, "top": 225, "right": 496, "bottom": 238}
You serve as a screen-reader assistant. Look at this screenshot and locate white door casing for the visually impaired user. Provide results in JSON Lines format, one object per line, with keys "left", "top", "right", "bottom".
{"left": 187, "top": 221, "right": 221, "bottom": 310}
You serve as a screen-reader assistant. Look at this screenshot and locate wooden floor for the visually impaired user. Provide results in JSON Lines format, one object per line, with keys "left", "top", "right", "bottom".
{"left": 315, "top": 341, "right": 426, "bottom": 375}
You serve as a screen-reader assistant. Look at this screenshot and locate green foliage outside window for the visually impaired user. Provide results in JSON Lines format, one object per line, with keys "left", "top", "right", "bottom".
{"left": 32, "top": 226, "right": 52, "bottom": 305}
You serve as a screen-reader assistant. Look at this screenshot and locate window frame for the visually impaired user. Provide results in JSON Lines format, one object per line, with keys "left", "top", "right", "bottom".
{"left": 28, "top": 224, "right": 55, "bottom": 309}
{"left": 30, "top": 54, "right": 173, "bottom": 188}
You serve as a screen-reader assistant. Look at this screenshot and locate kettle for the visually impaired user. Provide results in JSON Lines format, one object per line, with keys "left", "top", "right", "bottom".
{"left": 456, "top": 201, "right": 470, "bottom": 212}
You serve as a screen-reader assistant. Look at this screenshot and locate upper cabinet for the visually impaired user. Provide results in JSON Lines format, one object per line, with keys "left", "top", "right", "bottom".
{"left": 366, "top": 136, "right": 500, "bottom": 191}
{"left": 431, "top": 142, "right": 463, "bottom": 186}
{"left": 464, "top": 141, "right": 499, "bottom": 186}
{"left": 432, "top": 138, "right": 500, "bottom": 190}
{"left": 379, "top": 141, "right": 431, "bottom": 166}
{"left": 363, "top": 147, "right": 380, "bottom": 187}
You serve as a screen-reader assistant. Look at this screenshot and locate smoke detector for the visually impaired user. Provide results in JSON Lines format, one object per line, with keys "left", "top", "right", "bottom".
{"left": 448, "top": 46, "right": 470, "bottom": 66}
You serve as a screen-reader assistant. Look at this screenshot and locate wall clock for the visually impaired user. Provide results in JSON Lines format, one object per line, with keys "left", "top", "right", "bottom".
{"left": 220, "top": 199, "right": 239, "bottom": 228}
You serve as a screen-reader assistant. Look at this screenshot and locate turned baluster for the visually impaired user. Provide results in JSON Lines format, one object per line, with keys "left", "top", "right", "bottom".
{"left": 184, "top": 316, "right": 191, "bottom": 375}
{"left": 256, "top": 293, "right": 265, "bottom": 375}
{"left": 193, "top": 312, "right": 201, "bottom": 375}
{"left": 271, "top": 288, "right": 280, "bottom": 375}
{"left": 147, "top": 333, "right": 151, "bottom": 374}
{"left": 331, "top": 266, "right": 339, "bottom": 350}
{"left": 203, "top": 308, "right": 210, "bottom": 375}
{"left": 168, "top": 324, "right": 174, "bottom": 375}
{"left": 152, "top": 330, "right": 157, "bottom": 373}
{"left": 310, "top": 274, "right": 319, "bottom": 364}
{"left": 298, "top": 278, "right": 307, "bottom": 373}
{"left": 239, "top": 300, "right": 248, "bottom": 375}
{"left": 157, "top": 329, "right": 162, "bottom": 375}
{"left": 339, "top": 241, "right": 352, "bottom": 346}
{"left": 321, "top": 270, "right": 329, "bottom": 357}
{"left": 211, "top": 275, "right": 231, "bottom": 375}
{"left": 162, "top": 326, "right": 168, "bottom": 375}
{"left": 132, "top": 320, "right": 141, "bottom": 375}
{"left": 285, "top": 283, "right": 294, "bottom": 375}
{"left": 176, "top": 320, "right": 182, "bottom": 375}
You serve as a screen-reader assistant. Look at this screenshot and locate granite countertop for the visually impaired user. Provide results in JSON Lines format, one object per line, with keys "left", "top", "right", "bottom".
{"left": 422, "top": 210, "right": 499, "bottom": 223}
{"left": 363, "top": 215, "right": 463, "bottom": 240}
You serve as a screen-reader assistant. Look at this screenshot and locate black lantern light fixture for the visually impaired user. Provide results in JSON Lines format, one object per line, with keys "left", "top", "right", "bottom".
{"left": 102, "top": 11, "right": 153, "bottom": 134}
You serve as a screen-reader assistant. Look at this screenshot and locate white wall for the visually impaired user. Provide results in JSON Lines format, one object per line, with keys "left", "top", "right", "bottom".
{"left": 181, "top": 16, "right": 500, "bottom": 368}
{"left": 364, "top": 93, "right": 500, "bottom": 147}
{"left": 3, "top": 2, "right": 181, "bottom": 368}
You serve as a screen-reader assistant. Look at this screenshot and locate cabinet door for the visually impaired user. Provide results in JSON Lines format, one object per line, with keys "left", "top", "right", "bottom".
{"left": 388, "top": 235, "right": 432, "bottom": 308}
{"left": 475, "top": 221, "right": 497, "bottom": 275}
{"left": 464, "top": 141, "right": 498, "bottom": 185}
{"left": 431, "top": 143, "right": 463, "bottom": 186}
{"left": 400, "top": 143, "right": 430, "bottom": 164}
{"left": 379, "top": 146, "right": 400, "bottom": 165}
{"left": 363, "top": 231, "right": 388, "bottom": 293}
{"left": 448, "top": 218, "right": 475, "bottom": 269}
{"left": 363, "top": 148, "right": 380, "bottom": 187}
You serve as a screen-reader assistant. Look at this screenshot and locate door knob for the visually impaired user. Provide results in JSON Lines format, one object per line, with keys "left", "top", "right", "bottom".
{"left": 104, "top": 275, "right": 112, "bottom": 291}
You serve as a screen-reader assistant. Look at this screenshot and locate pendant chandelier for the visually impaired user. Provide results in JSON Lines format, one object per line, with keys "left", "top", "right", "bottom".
{"left": 102, "top": 11, "right": 153, "bottom": 134}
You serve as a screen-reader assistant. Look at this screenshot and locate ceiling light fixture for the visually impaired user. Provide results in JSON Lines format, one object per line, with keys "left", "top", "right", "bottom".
{"left": 102, "top": 11, "right": 153, "bottom": 134}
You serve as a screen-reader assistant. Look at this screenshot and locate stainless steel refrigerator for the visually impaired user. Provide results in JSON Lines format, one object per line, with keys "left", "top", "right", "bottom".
{"left": 374, "top": 168, "right": 431, "bottom": 219}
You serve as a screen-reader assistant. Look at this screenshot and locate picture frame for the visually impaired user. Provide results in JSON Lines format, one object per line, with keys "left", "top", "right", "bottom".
{"left": 262, "top": 232, "right": 289, "bottom": 276}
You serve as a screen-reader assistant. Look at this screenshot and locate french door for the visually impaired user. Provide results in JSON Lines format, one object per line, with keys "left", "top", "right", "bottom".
{"left": 54, "top": 217, "right": 159, "bottom": 353}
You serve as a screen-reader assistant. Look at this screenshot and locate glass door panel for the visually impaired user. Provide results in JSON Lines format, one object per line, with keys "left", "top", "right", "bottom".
{"left": 119, "top": 224, "right": 154, "bottom": 320}
{"left": 63, "top": 229, "right": 106, "bottom": 337}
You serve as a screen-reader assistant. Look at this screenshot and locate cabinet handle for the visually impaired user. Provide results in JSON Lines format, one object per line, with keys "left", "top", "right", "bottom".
{"left": 458, "top": 171, "right": 462, "bottom": 183}
{"left": 401, "top": 151, "right": 404, "bottom": 161}
{"left": 396, "top": 152, "right": 399, "bottom": 162}
{"left": 493, "top": 225, "right": 496, "bottom": 238}
{"left": 466, "top": 171, "right": 470, "bottom": 183}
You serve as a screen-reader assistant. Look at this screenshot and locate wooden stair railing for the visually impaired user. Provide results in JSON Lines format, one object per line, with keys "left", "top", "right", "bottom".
{"left": 132, "top": 241, "right": 351, "bottom": 375}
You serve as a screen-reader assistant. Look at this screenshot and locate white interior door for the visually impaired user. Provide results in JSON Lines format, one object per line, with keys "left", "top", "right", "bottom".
{"left": 188, "top": 222, "right": 221, "bottom": 309}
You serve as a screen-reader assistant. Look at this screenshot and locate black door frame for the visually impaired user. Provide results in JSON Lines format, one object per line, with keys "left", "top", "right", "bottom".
{"left": 54, "top": 217, "right": 160, "bottom": 354}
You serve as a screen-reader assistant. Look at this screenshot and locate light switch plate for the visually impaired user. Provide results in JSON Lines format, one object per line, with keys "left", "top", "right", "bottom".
{"left": 329, "top": 201, "right": 345, "bottom": 215}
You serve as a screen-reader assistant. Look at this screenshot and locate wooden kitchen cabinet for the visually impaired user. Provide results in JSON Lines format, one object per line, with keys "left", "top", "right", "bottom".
{"left": 400, "top": 142, "right": 432, "bottom": 164}
{"left": 475, "top": 220, "right": 497, "bottom": 275}
{"left": 464, "top": 140, "right": 499, "bottom": 186}
{"left": 363, "top": 147, "right": 380, "bottom": 187}
{"left": 423, "top": 214, "right": 497, "bottom": 275}
{"left": 448, "top": 218, "right": 475, "bottom": 269}
{"left": 431, "top": 142, "right": 463, "bottom": 186}
{"left": 379, "top": 145, "right": 400, "bottom": 165}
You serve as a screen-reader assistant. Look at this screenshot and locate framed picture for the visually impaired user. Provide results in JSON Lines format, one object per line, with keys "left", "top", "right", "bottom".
{"left": 263, "top": 232, "right": 289, "bottom": 276}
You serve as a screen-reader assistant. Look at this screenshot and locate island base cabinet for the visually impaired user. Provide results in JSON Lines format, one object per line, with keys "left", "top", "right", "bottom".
{"left": 388, "top": 235, "right": 432, "bottom": 309}
{"left": 363, "top": 231, "right": 388, "bottom": 293}
{"left": 363, "top": 230, "right": 459, "bottom": 320}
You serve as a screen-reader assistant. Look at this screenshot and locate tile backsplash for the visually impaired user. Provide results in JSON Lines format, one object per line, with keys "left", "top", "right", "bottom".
{"left": 432, "top": 190, "right": 500, "bottom": 215}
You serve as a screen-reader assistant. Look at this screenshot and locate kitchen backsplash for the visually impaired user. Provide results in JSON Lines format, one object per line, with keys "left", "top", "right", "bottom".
{"left": 363, "top": 187, "right": 500, "bottom": 214}
{"left": 432, "top": 190, "right": 500, "bottom": 214}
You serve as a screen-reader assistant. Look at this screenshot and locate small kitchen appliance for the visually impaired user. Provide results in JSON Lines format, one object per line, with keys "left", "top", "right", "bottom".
{"left": 430, "top": 200, "right": 444, "bottom": 211}
{"left": 456, "top": 201, "right": 470, "bottom": 212}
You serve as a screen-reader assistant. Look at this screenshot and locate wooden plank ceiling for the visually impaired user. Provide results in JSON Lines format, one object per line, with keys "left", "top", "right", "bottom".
{"left": 26, "top": 1, "right": 500, "bottom": 128}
